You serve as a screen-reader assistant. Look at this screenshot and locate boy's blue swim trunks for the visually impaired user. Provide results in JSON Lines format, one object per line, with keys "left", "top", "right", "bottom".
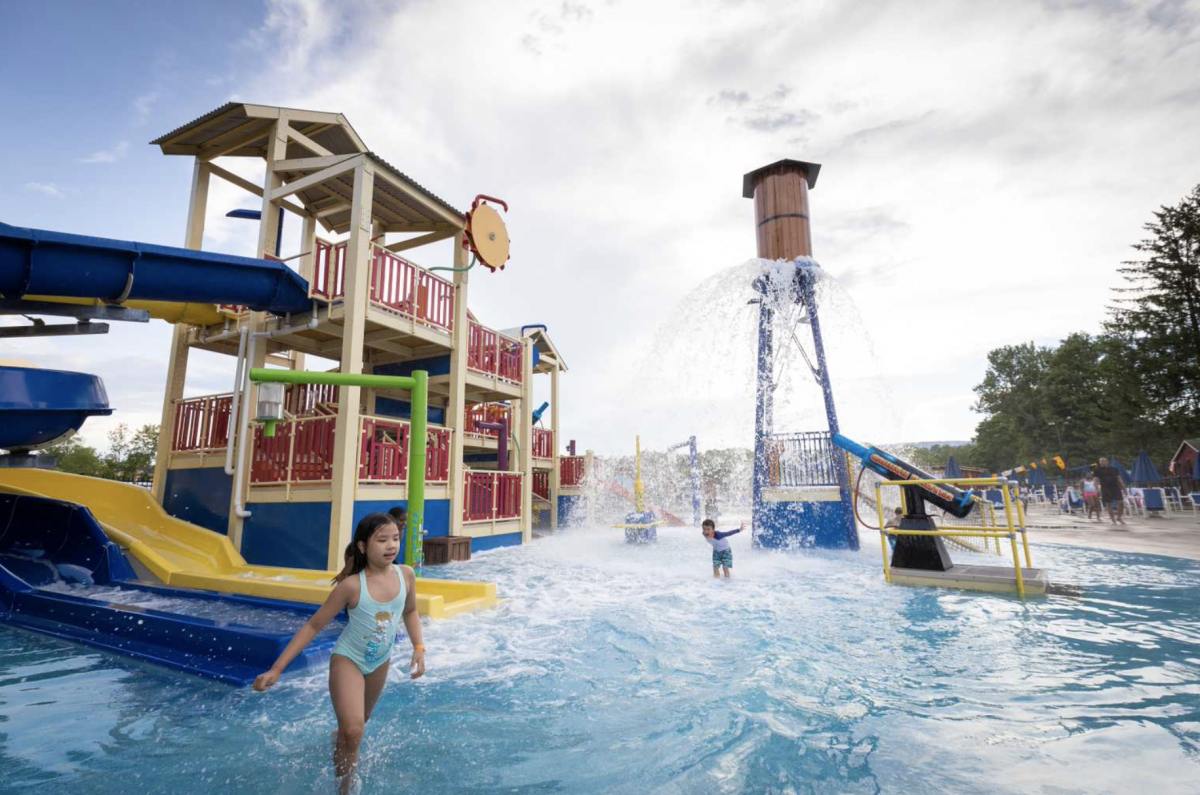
{"left": 712, "top": 549, "right": 733, "bottom": 568}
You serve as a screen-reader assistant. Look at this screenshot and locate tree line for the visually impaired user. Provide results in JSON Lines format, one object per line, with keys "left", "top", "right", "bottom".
{"left": 37, "top": 423, "right": 160, "bottom": 485}
{"left": 930, "top": 184, "right": 1200, "bottom": 476}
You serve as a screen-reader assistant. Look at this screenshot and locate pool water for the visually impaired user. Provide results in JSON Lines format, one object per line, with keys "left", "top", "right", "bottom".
{"left": 2, "top": 527, "right": 1198, "bottom": 794}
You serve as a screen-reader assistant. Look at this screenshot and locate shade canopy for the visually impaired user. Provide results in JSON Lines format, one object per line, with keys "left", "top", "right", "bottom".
{"left": 1131, "top": 450, "right": 1162, "bottom": 484}
{"left": 944, "top": 456, "right": 963, "bottom": 479}
{"left": 1027, "top": 466, "right": 1050, "bottom": 487}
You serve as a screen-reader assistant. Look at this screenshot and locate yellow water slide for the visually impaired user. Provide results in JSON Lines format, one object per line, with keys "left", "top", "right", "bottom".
{"left": 0, "top": 469, "right": 497, "bottom": 618}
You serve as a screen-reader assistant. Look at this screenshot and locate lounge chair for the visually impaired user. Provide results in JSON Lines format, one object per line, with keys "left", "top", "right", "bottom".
{"left": 1164, "top": 487, "right": 1185, "bottom": 511}
{"left": 1143, "top": 487, "right": 1170, "bottom": 516}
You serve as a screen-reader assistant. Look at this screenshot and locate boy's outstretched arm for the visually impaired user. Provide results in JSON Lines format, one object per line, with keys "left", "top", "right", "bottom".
{"left": 713, "top": 523, "right": 748, "bottom": 540}
{"left": 253, "top": 579, "right": 353, "bottom": 691}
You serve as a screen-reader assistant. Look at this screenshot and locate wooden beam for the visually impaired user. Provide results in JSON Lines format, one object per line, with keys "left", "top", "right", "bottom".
{"left": 286, "top": 125, "right": 334, "bottom": 157}
{"left": 270, "top": 156, "right": 361, "bottom": 202}
{"left": 198, "top": 120, "right": 273, "bottom": 161}
{"left": 208, "top": 163, "right": 311, "bottom": 218}
{"left": 384, "top": 229, "right": 457, "bottom": 253}
{"left": 315, "top": 202, "right": 351, "bottom": 219}
{"left": 273, "top": 154, "right": 357, "bottom": 173}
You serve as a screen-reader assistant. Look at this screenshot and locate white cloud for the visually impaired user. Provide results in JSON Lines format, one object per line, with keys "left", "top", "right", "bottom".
{"left": 23, "top": 182, "right": 66, "bottom": 198}
{"left": 80, "top": 141, "right": 131, "bottom": 164}
{"left": 19, "top": 0, "right": 1200, "bottom": 456}
{"left": 133, "top": 91, "right": 159, "bottom": 121}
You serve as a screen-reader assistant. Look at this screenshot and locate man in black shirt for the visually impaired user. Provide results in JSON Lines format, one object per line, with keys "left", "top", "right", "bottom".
{"left": 1093, "top": 457, "right": 1126, "bottom": 526}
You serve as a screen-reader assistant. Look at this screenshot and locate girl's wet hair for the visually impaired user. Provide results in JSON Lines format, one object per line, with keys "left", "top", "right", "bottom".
{"left": 333, "top": 512, "right": 398, "bottom": 584}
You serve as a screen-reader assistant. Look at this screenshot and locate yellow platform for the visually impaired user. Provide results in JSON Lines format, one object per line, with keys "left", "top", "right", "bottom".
{"left": 0, "top": 469, "right": 497, "bottom": 619}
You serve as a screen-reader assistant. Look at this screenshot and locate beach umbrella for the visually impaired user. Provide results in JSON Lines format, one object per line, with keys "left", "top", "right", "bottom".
{"left": 1110, "top": 457, "right": 1134, "bottom": 484}
{"left": 1131, "top": 450, "right": 1161, "bottom": 484}
{"left": 1028, "top": 466, "right": 1050, "bottom": 487}
{"left": 944, "top": 456, "right": 963, "bottom": 479}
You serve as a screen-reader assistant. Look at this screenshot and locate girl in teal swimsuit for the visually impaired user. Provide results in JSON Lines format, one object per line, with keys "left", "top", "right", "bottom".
{"left": 253, "top": 513, "right": 426, "bottom": 793}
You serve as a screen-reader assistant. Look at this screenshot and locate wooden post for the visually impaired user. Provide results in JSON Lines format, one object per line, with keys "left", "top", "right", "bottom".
{"left": 327, "top": 160, "right": 374, "bottom": 570}
{"left": 550, "top": 359, "right": 560, "bottom": 530}
{"left": 151, "top": 157, "right": 209, "bottom": 503}
{"left": 519, "top": 337, "right": 534, "bottom": 543}
{"left": 742, "top": 159, "right": 820, "bottom": 260}
{"left": 446, "top": 231, "right": 471, "bottom": 538}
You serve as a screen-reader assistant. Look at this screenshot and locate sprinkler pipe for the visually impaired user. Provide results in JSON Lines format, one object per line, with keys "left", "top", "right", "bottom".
{"left": 475, "top": 417, "right": 510, "bottom": 471}
{"left": 248, "top": 367, "right": 429, "bottom": 573}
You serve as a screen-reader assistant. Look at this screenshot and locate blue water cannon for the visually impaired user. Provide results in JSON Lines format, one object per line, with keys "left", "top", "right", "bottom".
{"left": 832, "top": 433, "right": 975, "bottom": 519}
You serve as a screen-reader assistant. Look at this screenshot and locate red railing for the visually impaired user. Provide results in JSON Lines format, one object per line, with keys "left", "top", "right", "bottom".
{"left": 370, "top": 247, "right": 455, "bottom": 332}
{"left": 359, "top": 417, "right": 452, "bottom": 484}
{"left": 309, "top": 240, "right": 455, "bottom": 335}
{"left": 467, "top": 321, "right": 522, "bottom": 384}
{"left": 533, "top": 470, "right": 550, "bottom": 500}
{"left": 286, "top": 382, "right": 339, "bottom": 417}
{"left": 310, "top": 239, "right": 344, "bottom": 301}
{"left": 561, "top": 456, "right": 586, "bottom": 487}
{"left": 463, "top": 470, "right": 524, "bottom": 522}
{"left": 464, "top": 402, "right": 512, "bottom": 436}
{"left": 172, "top": 394, "right": 233, "bottom": 452}
{"left": 250, "top": 416, "right": 336, "bottom": 484}
{"left": 533, "top": 428, "right": 554, "bottom": 459}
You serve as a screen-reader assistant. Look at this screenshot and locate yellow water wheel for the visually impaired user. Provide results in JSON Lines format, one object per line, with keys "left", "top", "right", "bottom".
{"left": 466, "top": 196, "right": 511, "bottom": 271}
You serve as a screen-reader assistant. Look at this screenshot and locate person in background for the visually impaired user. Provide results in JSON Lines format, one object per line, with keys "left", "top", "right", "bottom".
{"left": 1081, "top": 475, "right": 1101, "bottom": 521}
{"left": 1093, "top": 458, "right": 1127, "bottom": 526}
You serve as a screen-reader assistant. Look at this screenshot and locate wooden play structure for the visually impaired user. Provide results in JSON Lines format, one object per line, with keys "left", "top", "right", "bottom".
{"left": 146, "top": 103, "right": 587, "bottom": 571}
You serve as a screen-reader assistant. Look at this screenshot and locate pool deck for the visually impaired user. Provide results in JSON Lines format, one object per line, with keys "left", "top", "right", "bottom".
{"left": 1021, "top": 504, "right": 1200, "bottom": 561}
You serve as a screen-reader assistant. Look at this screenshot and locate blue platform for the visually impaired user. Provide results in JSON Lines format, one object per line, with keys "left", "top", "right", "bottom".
{"left": 0, "top": 366, "right": 113, "bottom": 450}
{"left": 0, "top": 490, "right": 337, "bottom": 685}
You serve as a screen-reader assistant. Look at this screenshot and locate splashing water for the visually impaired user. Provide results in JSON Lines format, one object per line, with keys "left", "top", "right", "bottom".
{"left": 629, "top": 258, "right": 905, "bottom": 454}
{"left": 3, "top": 527, "right": 1198, "bottom": 794}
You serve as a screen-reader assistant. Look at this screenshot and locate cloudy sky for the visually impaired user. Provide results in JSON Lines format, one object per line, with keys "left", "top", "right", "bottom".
{"left": 2, "top": 0, "right": 1199, "bottom": 456}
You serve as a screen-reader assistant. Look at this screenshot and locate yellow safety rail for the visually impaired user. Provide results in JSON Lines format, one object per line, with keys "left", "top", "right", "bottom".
{"left": 872, "top": 476, "right": 1034, "bottom": 599}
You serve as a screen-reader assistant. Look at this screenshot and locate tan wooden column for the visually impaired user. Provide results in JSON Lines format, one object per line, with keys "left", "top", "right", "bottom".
{"left": 327, "top": 161, "right": 374, "bottom": 570}
{"left": 549, "top": 359, "right": 560, "bottom": 530}
{"left": 519, "top": 338, "right": 535, "bottom": 543}
{"left": 445, "top": 232, "right": 471, "bottom": 537}
{"left": 151, "top": 157, "right": 209, "bottom": 503}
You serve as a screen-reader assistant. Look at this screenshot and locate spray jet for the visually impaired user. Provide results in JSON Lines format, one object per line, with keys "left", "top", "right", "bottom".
{"left": 832, "top": 433, "right": 975, "bottom": 519}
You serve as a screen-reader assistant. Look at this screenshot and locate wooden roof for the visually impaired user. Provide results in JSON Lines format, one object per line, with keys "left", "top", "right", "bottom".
{"left": 151, "top": 104, "right": 464, "bottom": 235}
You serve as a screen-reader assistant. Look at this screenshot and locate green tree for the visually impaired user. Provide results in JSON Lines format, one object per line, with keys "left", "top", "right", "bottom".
{"left": 1107, "top": 183, "right": 1200, "bottom": 424}
{"left": 36, "top": 437, "right": 105, "bottom": 477}
{"left": 102, "top": 423, "right": 159, "bottom": 483}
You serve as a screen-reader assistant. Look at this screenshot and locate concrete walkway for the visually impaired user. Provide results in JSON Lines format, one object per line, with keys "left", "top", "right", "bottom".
{"left": 1021, "top": 503, "right": 1200, "bottom": 561}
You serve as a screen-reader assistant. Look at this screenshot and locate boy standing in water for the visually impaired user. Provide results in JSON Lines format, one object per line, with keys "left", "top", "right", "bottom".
{"left": 701, "top": 519, "right": 745, "bottom": 578}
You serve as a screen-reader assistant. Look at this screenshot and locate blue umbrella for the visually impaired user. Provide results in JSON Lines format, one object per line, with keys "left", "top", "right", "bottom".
{"left": 1131, "top": 450, "right": 1161, "bottom": 484}
{"left": 1110, "top": 457, "right": 1134, "bottom": 484}
{"left": 944, "top": 456, "right": 963, "bottom": 479}
{"left": 1027, "top": 466, "right": 1050, "bottom": 487}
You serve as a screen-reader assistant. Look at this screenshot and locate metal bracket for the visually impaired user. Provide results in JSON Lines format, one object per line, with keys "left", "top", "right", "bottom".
{"left": 0, "top": 298, "right": 150, "bottom": 322}
{"left": 0, "top": 318, "right": 109, "bottom": 338}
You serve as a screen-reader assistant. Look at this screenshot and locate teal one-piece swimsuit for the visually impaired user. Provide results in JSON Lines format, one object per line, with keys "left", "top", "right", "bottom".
{"left": 332, "top": 565, "right": 407, "bottom": 675}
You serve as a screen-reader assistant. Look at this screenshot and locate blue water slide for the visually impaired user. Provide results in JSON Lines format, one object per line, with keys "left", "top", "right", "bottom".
{"left": 0, "top": 221, "right": 312, "bottom": 315}
{"left": 0, "top": 366, "right": 112, "bottom": 449}
{"left": 0, "top": 491, "right": 337, "bottom": 685}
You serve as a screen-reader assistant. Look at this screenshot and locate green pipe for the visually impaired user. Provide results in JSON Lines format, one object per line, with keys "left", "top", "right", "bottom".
{"left": 248, "top": 368, "right": 417, "bottom": 391}
{"left": 407, "top": 370, "right": 428, "bottom": 573}
{"left": 248, "top": 367, "right": 429, "bottom": 576}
